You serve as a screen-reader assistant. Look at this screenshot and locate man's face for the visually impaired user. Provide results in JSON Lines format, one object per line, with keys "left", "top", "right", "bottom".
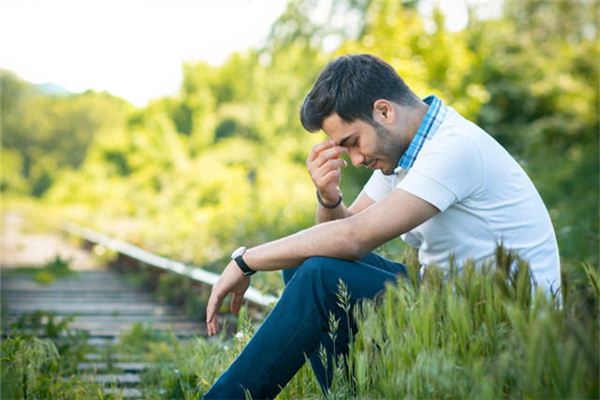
{"left": 322, "top": 113, "right": 406, "bottom": 175}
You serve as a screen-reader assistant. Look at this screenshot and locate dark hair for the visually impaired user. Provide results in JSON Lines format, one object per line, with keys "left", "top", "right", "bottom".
{"left": 300, "top": 54, "right": 419, "bottom": 132}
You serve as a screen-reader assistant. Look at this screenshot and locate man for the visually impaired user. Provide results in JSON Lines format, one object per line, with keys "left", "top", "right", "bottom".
{"left": 203, "top": 54, "right": 561, "bottom": 398}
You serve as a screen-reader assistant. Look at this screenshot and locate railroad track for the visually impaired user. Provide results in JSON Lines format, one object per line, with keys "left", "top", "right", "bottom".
{"left": 1, "top": 224, "right": 277, "bottom": 397}
{"left": 1, "top": 269, "right": 204, "bottom": 398}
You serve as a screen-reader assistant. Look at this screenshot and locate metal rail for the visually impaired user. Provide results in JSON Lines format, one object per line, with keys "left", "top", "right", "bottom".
{"left": 62, "top": 223, "right": 278, "bottom": 308}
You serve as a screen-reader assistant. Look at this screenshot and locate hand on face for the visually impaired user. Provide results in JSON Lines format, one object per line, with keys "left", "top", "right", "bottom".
{"left": 306, "top": 140, "right": 348, "bottom": 204}
{"left": 205, "top": 261, "right": 251, "bottom": 336}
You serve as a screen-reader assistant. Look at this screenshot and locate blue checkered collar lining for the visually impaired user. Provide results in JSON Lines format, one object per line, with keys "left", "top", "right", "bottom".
{"left": 394, "top": 95, "right": 447, "bottom": 173}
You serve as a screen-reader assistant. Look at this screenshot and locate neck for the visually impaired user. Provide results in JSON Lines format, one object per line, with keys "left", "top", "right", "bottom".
{"left": 407, "top": 100, "right": 430, "bottom": 142}
{"left": 394, "top": 100, "right": 430, "bottom": 149}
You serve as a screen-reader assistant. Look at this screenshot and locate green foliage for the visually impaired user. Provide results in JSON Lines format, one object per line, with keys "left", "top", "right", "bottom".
{"left": 1, "top": 148, "right": 29, "bottom": 194}
{"left": 1, "top": 336, "right": 108, "bottom": 399}
{"left": 1, "top": 336, "right": 60, "bottom": 399}
{"left": 7, "top": 311, "right": 91, "bottom": 375}
{"left": 467, "top": 0, "right": 599, "bottom": 264}
{"left": 33, "top": 255, "right": 74, "bottom": 284}
{"left": 118, "top": 322, "right": 173, "bottom": 354}
{"left": 325, "top": 256, "right": 599, "bottom": 399}
{"left": 1, "top": 313, "right": 102, "bottom": 399}
{"left": 1, "top": 70, "right": 132, "bottom": 197}
{"left": 136, "top": 337, "right": 231, "bottom": 399}
{"left": 107, "top": 319, "right": 252, "bottom": 398}
{"left": 155, "top": 272, "right": 208, "bottom": 319}
{"left": 8, "top": 0, "right": 590, "bottom": 271}
{"left": 11, "top": 311, "right": 74, "bottom": 338}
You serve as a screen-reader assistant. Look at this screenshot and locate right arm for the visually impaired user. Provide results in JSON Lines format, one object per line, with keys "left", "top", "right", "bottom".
{"left": 316, "top": 191, "right": 374, "bottom": 223}
{"left": 307, "top": 140, "right": 375, "bottom": 223}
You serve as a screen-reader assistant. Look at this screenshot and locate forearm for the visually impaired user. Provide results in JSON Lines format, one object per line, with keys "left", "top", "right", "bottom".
{"left": 243, "top": 218, "right": 360, "bottom": 271}
{"left": 316, "top": 201, "right": 352, "bottom": 223}
{"left": 206, "top": 189, "right": 439, "bottom": 337}
{"left": 244, "top": 189, "right": 439, "bottom": 273}
{"left": 316, "top": 190, "right": 374, "bottom": 223}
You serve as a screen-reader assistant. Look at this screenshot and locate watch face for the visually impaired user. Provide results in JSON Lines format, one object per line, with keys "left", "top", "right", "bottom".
{"left": 231, "top": 246, "right": 246, "bottom": 259}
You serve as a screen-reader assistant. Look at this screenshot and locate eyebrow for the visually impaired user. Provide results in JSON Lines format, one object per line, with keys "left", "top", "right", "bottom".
{"left": 337, "top": 133, "right": 354, "bottom": 147}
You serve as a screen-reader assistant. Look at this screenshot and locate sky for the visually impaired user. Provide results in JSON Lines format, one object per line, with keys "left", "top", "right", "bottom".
{"left": 0, "top": 0, "right": 288, "bottom": 106}
{"left": 0, "top": 0, "right": 502, "bottom": 107}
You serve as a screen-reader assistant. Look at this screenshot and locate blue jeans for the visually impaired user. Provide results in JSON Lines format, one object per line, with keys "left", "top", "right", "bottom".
{"left": 203, "top": 253, "right": 407, "bottom": 399}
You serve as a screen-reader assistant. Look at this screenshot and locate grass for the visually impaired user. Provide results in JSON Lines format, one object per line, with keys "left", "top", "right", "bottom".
{"left": 108, "top": 323, "right": 230, "bottom": 399}
{"left": 2, "top": 247, "right": 597, "bottom": 399}
{"left": 110, "top": 246, "right": 599, "bottom": 399}
{"left": 1, "top": 314, "right": 107, "bottom": 399}
{"left": 327, "top": 259, "right": 598, "bottom": 399}
{"left": 217, "top": 247, "right": 598, "bottom": 399}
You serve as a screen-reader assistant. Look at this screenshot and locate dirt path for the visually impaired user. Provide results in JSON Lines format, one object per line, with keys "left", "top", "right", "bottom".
{"left": 1, "top": 211, "right": 102, "bottom": 270}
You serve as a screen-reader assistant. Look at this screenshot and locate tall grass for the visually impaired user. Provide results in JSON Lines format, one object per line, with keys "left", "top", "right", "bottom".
{"left": 0, "top": 335, "right": 106, "bottom": 399}
{"left": 311, "top": 249, "right": 599, "bottom": 399}
{"left": 185, "top": 247, "right": 598, "bottom": 399}
{"left": 2, "top": 247, "right": 597, "bottom": 399}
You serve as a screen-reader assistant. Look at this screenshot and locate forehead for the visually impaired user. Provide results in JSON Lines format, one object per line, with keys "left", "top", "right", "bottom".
{"left": 322, "top": 113, "right": 370, "bottom": 144}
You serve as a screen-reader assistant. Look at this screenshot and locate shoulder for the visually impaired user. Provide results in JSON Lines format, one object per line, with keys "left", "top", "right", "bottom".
{"left": 397, "top": 110, "right": 489, "bottom": 210}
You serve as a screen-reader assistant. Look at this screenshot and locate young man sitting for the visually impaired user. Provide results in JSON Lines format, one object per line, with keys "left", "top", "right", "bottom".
{"left": 203, "top": 54, "right": 561, "bottom": 398}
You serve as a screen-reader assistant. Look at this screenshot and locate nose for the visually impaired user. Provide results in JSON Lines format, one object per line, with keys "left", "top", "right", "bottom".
{"left": 348, "top": 149, "right": 364, "bottom": 167}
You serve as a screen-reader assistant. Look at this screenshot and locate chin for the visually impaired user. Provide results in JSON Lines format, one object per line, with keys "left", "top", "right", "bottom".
{"left": 381, "top": 165, "right": 395, "bottom": 176}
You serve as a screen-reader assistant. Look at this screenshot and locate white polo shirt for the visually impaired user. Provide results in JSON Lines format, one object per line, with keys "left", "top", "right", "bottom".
{"left": 362, "top": 106, "right": 561, "bottom": 295}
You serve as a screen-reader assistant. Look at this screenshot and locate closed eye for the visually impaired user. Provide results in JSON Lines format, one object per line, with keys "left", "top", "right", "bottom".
{"left": 339, "top": 134, "right": 359, "bottom": 149}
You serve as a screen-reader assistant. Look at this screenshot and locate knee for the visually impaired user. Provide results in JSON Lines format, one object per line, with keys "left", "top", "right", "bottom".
{"left": 282, "top": 268, "right": 296, "bottom": 285}
{"left": 294, "top": 256, "right": 340, "bottom": 289}
{"left": 283, "top": 256, "right": 330, "bottom": 285}
{"left": 292, "top": 257, "right": 355, "bottom": 316}
{"left": 299, "top": 256, "right": 332, "bottom": 272}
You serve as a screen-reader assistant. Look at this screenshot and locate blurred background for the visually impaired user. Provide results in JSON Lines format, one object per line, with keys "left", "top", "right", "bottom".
{"left": 1, "top": 0, "right": 598, "bottom": 294}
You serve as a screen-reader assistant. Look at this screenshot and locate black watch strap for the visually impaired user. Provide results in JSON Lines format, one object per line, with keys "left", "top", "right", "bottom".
{"left": 234, "top": 254, "right": 256, "bottom": 276}
{"left": 316, "top": 190, "right": 343, "bottom": 209}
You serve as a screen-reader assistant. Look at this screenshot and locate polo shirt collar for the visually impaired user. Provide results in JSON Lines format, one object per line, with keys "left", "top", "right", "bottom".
{"left": 394, "top": 95, "right": 448, "bottom": 174}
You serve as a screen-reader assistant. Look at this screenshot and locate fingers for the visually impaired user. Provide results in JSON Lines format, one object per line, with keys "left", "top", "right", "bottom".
{"left": 311, "top": 157, "right": 347, "bottom": 191}
{"left": 230, "top": 291, "right": 244, "bottom": 314}
{"left": 206, "top": 287, "right": 248, "bottom": 335}
{"left": 308, "top": 141, "right": 347, "bottom": 168}
{"left": 318, "top": 158, "right": 347, "bottom": 174}
{"left": 307, "top": 141, "right": 348, "bottom": 195}
{"left": 205, "top": 263, "right": 250, "bottom": 336}
{"left": 206, "top": 290, "right": 223, "bottom": 336}
{"left": 314, "top": 147, "right": 347, "bottom": 169}
{"left": 314, "top": 165, "right": 343, "bottom": 189}
{"left": 308, "top": 140, "right": 335, "bottom": 162}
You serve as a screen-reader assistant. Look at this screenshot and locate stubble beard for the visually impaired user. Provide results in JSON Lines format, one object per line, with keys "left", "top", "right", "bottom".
{"left": 372, "top": 121, "right": 406, "bottom": 176}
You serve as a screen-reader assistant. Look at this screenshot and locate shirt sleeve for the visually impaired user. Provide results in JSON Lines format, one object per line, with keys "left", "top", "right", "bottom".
{"left": 396, "top": 133, "right": 485, "bottom": 212}
{"left": 362, "top": 170, "right": 393, "bottom": 201}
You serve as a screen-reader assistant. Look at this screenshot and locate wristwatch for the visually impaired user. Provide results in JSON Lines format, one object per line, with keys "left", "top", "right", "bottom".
{"left": 231, "top": 246, "right": 256, "bottom": 276}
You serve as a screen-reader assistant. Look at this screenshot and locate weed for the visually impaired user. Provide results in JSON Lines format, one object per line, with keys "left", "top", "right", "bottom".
{"left": 7, "top": 311, "right": 91, "bottom": 374}
{"left": 33, "top": 255, "right": 74, "bottom": 284}
{"left": 317, "top": 251, "right": 600, "bottom": 399}
{"left": 1, "top": 335, "right": 102, "bottom": 399}
{"left": 118, "top": 322, "right": 170, "bottom": 354}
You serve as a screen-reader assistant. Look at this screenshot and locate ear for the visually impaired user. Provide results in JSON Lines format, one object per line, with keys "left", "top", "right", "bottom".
{"left": 372, "top": 99, "right": 395, "bottom": 125}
